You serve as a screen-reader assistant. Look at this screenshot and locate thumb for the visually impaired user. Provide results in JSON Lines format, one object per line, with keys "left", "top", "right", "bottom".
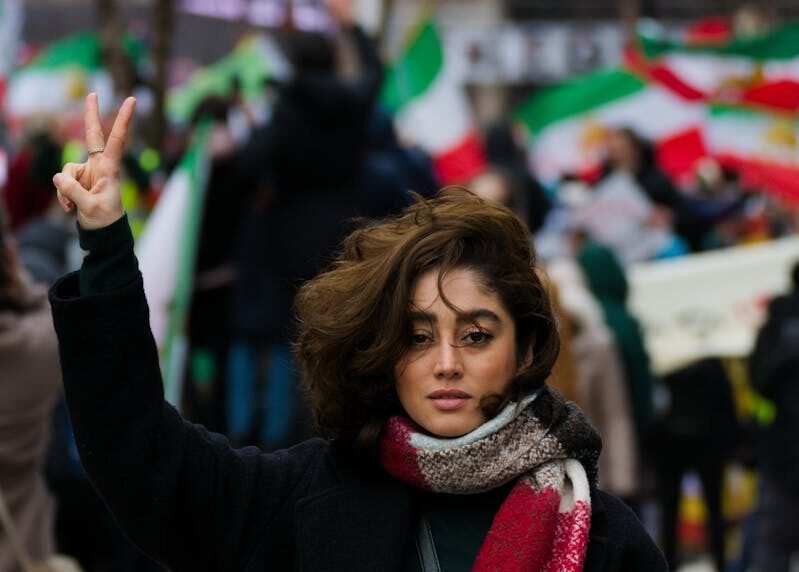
{"left": 53, "top": 172, "right": 89, "bottom": 211}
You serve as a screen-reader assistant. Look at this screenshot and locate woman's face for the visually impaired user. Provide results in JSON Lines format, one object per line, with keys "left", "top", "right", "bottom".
{"left": 605, "top": 129, "right": 639, "bottom": 171}
{"left": 394, "top": 268, "right": 526, "bottom": 438}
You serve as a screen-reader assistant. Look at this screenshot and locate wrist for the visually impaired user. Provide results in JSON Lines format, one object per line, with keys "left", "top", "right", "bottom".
{"left": 78, "top": 205, "right": 125, "bottom": 231}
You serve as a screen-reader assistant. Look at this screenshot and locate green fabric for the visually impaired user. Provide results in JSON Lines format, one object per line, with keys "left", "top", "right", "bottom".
{"left": 380, "top": 18, "right": 443, "bottom": 115}
{"left": 167, "top": 37, "right": 271, "bottom": 124}
{"left": 577, "top": 241, "right": 655, "bottom": 443}
{"left": 190, "top": 348, "right": 216, "bottom": 388}
{"left": 20, "top": 31, "right": 144, "bottom": 72}
{"left": 403, "top": 484, "right": 511, "bottom": 572}
{"left": 514, "top": 68, "right": 645, "bottom": 136}
{"left": 638, "top": 22, "right": 799, "bottom": 61}
{"left": 78, "top": 213, "right": 140, "bottom": 296}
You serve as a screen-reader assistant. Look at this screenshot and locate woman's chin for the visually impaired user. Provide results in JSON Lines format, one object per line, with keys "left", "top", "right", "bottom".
{"left": 419, "top": 414, "right": 483, "bottom": 439}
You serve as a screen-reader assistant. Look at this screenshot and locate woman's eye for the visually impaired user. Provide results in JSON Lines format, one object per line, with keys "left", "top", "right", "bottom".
{"left": 412, "top": 333, "right": 431, "bottom": 345}
{"left": 464, "top": 331, "right": 493, "bottom": 344}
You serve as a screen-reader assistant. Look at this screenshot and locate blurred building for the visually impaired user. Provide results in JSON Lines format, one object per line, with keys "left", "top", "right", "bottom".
{"left": 16, "top": 0, "right": 799, "bottom": 124}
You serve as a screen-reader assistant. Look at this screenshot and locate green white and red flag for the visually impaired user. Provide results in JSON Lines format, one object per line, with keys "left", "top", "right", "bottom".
{"left": 518, "top": 20, "right": 799, "bottom": 202}
{"left": 631, "top": 21, "right": 799, "bottom": 202}
{"left": 515, "top": 67, "right": 705, "bottom": 188}
{"left": 381, "top": 17, "right": 486, "bottom": 184}
{"left": 632, "top": 22, "right": 799, "bottom": 113}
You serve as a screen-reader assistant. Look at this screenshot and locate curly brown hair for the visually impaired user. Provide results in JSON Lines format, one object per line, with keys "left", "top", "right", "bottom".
{"left": 295, "top": 189, "right": 560, "bottom": 455}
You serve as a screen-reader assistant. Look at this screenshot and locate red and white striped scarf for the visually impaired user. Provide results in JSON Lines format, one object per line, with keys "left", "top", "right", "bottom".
{"left": 381, "top": 387, "right": 601, "bottom": 572}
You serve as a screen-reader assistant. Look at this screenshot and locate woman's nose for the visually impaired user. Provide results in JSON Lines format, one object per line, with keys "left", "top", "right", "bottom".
{"left": 433, "top": 342, "right": 464, "bottom": 380}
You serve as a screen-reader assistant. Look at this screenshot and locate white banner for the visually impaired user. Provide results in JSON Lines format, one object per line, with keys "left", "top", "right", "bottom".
{"left": 629, "top": 236, "right": 799, "bottom": 374}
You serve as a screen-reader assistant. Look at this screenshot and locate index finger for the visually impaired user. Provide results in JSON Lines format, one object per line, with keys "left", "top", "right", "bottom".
{"left": 103, "top": 96, "right": 137, "bottom": 162}
{"left": 84, "top": 92, "right": 106, "bottom": 151}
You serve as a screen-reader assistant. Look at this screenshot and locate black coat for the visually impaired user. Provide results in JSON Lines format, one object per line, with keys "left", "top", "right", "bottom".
{"left": 232, "top": 25, "right": 383, "bottom": 341}
{"left": 749, "top": 290, "right": 799, "bottom": 486}
{"left": 50, "top": 273, "right": 666, "bottom": 571}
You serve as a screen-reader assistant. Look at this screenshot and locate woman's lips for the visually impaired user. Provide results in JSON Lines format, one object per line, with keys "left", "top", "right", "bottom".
{"left": 428, "top": 390, "right": 471, "bottom": 411}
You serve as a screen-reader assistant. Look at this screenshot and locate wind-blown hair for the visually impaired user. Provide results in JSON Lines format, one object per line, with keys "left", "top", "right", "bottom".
{"left": 295, "top": 190, "right": 560, "bottom": 455}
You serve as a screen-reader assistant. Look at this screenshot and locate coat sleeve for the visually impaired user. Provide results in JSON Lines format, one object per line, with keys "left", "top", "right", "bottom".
{"left": 590, "top": 491, "right": 668, "bottom": 571}
{"left": 749, "top": 297, "right": 799, "bottom": 398}
{"left": 49, "top": 272, "right": 323, "bottom": 571}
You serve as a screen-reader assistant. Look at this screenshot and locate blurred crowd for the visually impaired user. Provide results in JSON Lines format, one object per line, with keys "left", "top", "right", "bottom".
{"left": 1, "top": 6, "right": 798, "bottom": 572}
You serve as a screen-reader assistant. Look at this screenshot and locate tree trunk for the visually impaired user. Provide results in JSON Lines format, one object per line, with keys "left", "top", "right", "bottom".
{"left": 96, "top": 0, "right": 133, "bottom": 96}
{"left": 617, "top": 0, "right": 639, "bottom": 44}
{"left": 378, "top": 0, "right": 395, "bottom": 61}
{"left": 149, "top": 0, "right": 176, "bottom": 152}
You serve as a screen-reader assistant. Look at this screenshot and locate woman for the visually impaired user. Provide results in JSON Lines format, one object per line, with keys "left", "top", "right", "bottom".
{"left": 50, "top": 94, "right": 666, "bottom": 571}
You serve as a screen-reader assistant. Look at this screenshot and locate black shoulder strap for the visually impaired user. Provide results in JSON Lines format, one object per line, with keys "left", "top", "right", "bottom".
{"left": 414, "top": 513, "right": 442, "bottom": 572}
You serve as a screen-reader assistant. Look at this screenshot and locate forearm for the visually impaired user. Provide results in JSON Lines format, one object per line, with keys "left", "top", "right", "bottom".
{"left": 344, "top": 24, "right": 383, "bottom": 101}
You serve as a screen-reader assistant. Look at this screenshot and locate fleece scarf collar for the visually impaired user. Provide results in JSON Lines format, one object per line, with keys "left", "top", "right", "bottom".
{"left": 380, "top": 387, "right": 601, "bottom": 572}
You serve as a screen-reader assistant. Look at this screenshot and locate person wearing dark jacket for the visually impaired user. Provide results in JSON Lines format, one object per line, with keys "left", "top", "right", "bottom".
{"left": 650, "top": 358, "right": 739, "bottom": 572}
{"left": 749, "top": 261, "right": 799, "bottom": 571}
{"left": 50, "top": 86, "right": 666, "bottom": 570}
{"left": 227, "top": 2, "right": 384, "bottom": 448}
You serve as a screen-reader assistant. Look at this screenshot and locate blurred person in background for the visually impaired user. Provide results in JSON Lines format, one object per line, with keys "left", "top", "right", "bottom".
{"left": 483, "top": 120, "right": 551, "bottom": 234}
{"left": 546, "top": 253, "right": 638, "bottom": 503}
{"left": 359, "top": 106, "right": 439, "bottom": 218}
{"left": 2, "top": 121, "right": 64, "bottom": 232}
{"left": 181, "top": 90, "right": 257, "bottom": 434}
{"left": 0, "top": 207, "right": 61, "bottom": 571}
{"left": 650, "top": 358, "right": 739, "bottom": 572}
{"left": 576, "top": 239, "right": 656, "bottom": 453}
{"left": 749, "top": 260, "right": 799, "bottom": 571}
{"left": 600, "top": 127, "right": 694, "bottom": 255}
{"left": 228, "top": 0, "right": 382, "bottom": 449}
{"left": 683, "top": 158, "right": 749, "bottom": 251}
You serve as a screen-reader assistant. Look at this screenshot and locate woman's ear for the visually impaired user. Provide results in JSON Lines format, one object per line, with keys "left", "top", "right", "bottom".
{"left": 519, "top": 346, "right": 533, "bottom": 370}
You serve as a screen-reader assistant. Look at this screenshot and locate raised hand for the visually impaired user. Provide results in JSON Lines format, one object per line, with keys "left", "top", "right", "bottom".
{"left": 326, "top": 0, "right": 354, "bottom": 25}
{"left": 53, "top": 93, "right": 137, "bottom": 230}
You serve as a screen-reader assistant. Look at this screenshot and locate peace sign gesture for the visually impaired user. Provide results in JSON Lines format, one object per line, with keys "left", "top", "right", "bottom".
{"left": 53, "top": 93, "right": 137, "bottom": 230}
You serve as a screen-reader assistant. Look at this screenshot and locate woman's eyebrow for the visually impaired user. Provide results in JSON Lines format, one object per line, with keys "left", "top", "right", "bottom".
{"left": 456, "top": 309, "right": 502, "bottom": 324}
{"left": 409, "top": 309, "right": 502, "bottom": 325}
{"left": 409, "top": 310, "right": 436, "bottom": 324}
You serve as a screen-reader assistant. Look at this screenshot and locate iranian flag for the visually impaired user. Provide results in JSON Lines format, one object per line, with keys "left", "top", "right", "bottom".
{"left": 136, "top": 124, "right": 211, "bottom": 406}
{"left": 381, "top": 17, "right": 486, "bottom": 184}
{"left": 706, "top": 104, "right": 799, "bottom": 203}
{"left": 515, "top": 68, "right": 705, "bottom": 188}
{"left": 628, "top": 21, "right": 799, "bottom": 201}
{"left": 633, "top": 21, "right": 799, "bottom": 112}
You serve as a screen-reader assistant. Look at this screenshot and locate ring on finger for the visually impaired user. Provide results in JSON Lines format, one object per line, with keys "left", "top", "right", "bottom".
{"left": 87, "top": 146, "right": 105, "bottom": 155}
